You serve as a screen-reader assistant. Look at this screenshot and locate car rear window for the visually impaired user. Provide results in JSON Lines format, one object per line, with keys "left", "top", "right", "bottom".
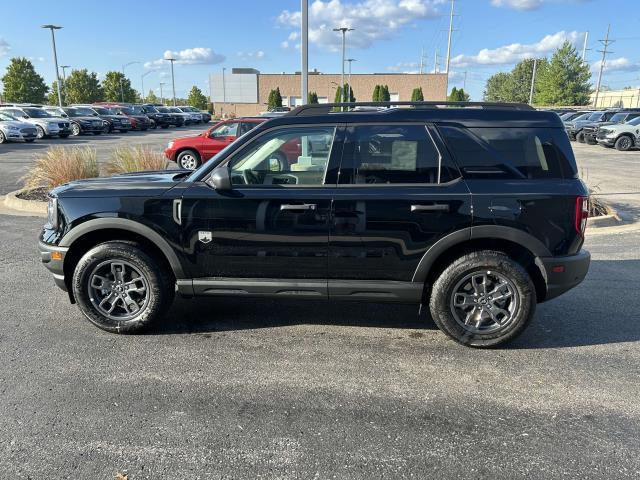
{"left": 439, "top": 126, "right": 578, "bottom": 179}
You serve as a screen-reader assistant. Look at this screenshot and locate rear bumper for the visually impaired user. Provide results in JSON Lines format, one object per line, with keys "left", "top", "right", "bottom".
{"left": 540, "top": 250, "right": 590, "bottom": 301}
{"left": 39, "top": 241, "right": 68, "bottom": 292}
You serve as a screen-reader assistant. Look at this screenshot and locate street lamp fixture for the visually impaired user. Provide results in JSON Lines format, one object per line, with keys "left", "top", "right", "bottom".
{"left": 41, "top": 25, "right": 63, "bottom": 108}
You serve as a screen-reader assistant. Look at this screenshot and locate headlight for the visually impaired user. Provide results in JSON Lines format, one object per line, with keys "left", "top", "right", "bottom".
{"left": 8, "top": 126, "right": 19, "bottom": 131}
{"left": 48, "top": 122, "right": 58, "bottom": 127}
{"left": 46, "top": 197, "right": 59, "bottom": 230}
{"left": 167, "top": 141, "right": 174, "bottom": 149}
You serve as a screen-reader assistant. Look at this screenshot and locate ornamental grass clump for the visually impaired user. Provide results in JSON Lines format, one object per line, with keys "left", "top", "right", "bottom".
{"left": 22, "top": 146, "right": 99, "bottom": 190}
{"left": 105, "top": 145, "right": 168, "bottom": 175}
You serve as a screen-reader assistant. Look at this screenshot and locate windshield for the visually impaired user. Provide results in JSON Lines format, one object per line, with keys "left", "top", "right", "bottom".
{"left": 73, "top": 107, "right": 97, "bottom": 116}
{"left": 169, "top": 108, "right": 182, "bottom": 113}
{"left": 23, "top": 108, "right": 52, "bottom": 118}
{"left": 119, "top": 107, "right": 134, "bottom": 115}
{"left": 627, "top": 117, "right": 640, "bottom": 126}
{"left": 610, "top": 113, "right": 629, "bottom": 123}
{"left": 572, "top": 113, "right": 592, "bottom": 122}
{"left": 93, "top": 107, "right": 114, "bottom": 115}
{"left": 0, "top": 113, "right": 16, "bottom": 121}
{"left": 143, "top": 106, "right": 159, "bottom": 113}
{"left": 587, "top": 112, "right": 604, "bottom": 121}
{"left": 130, "top": 106, "right": 145, "bottom": 115}
{"left": 156, "top": 107, "right": 169, "bottom": 113}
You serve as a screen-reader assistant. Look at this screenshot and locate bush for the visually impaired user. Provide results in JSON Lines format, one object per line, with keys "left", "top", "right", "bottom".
{"left": 105, "top": 146, "right": 168, "bottom": 175}
{"left": 22, "top": 146, "right": 99, "bottom": 190}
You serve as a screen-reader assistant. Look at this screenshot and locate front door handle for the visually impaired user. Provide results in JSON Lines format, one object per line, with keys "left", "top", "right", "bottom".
{"left": 280, "top": 203, "right": 317, "bottom": 211}
{"left": 411, "top": 204, "right": 449, "bottom": 213}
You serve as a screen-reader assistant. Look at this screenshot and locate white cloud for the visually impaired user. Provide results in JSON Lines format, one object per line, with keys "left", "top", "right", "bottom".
{"left": 278, "top": 0, "right": 444, "bottom": 51}
{"left": 491, "top": 0, "right": 592, "bottom": 11}
{"left": 0, "top": 38, "right": 10, "bottom": 57}
{"left": 237, "top": 50, "right": 266, "bottom": 61}
{"left": 144, "top": 47, "right": 225, "bottom": 70}
{"left": 592, "top": 57, "right": 640, "bottom": 74}
{"left": 451, "top": 30, "right": 581, "bottom": 67}
{"left": 387, "top": 61, "right": 419, "bottom": 73}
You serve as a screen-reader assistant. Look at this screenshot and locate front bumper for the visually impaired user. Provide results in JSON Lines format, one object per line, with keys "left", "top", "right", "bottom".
{"left": 540, "top": 250, "right": 590, "bottom": 301}
{"left": 4, "top": 130, "right": 37, "bottom": 141}
{"left": 39, "top": 241, "right": 69, "bottom": 292}
{"left": 597, "top": 136, "right": 616, "bottom": 146}
{"left": 164, "top": 148, "right": 178, "bottom": 162}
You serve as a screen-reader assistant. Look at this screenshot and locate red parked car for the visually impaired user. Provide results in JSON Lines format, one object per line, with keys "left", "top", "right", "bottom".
{"left": 165, "top": 118, "right": 266, "bottom": 170}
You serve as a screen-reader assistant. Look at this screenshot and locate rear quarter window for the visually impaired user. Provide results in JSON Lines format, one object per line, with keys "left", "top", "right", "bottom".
{"left": 439, "top": 126, "right": 578, "bottom": 179}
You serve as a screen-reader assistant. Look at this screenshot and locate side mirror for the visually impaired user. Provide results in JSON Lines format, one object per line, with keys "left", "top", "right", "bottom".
{"left": 206, "top": 167, "right": 232, "bottom": 191}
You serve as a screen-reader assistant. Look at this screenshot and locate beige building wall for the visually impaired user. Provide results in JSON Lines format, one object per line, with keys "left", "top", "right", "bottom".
{"left": 590, "top": 88, "right": 640, "bottom": 109}
{"left": 214, "top": 73, "right": 448, "bottom": 117}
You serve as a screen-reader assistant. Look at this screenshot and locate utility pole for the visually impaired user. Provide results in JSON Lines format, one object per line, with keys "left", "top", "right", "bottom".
{"left": 301, "top": 0, "right": 309, "bottom": 105}
{"left": 463, "top": 71, "right": 467, "bottom": 91}
{"left": 59, "top": 65, "right": 71, "bottom": 105}
{"left": 529, "top": 58, "right": 538, "bottom": 105}
{"left": 333, "top": 27, "right": 353, "bottom": 108}
{"left": 346, "top": 59, "right": 356, "bottom": 102}
{"left": 221, "top": 67, "right": 226, "bottom": 117}
{"left": 444, "top": 0, "right": 456, "bottom": 96}
{"left": 434, "top": 50, "right": 440, "bottom": 74}
{"left": 166, "top": 58, "right": 177, "bottom": 106}
{"left": 419, "top": 47, "right": 425, "bottom": 74}
{"left": 593, "top": 25, "right": 614, "bottom": 108}
{"left": 41, "top": 25, "right": 63, "bottom": 108}
{"left": 159, "top": 82, "right": 166, "bottom": 105}
{"left": 582, "top": 31, "right": 589, "bottom": 62}
{"left": 141, "top": 71, "right": 152, "bottom": 103}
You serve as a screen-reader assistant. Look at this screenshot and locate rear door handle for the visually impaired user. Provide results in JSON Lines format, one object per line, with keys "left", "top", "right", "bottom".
{"left": 411, "top": 204, "right": 449, "bottom": 213}
{"left": 280, "top": 203, "right": 317, "bottom": 211}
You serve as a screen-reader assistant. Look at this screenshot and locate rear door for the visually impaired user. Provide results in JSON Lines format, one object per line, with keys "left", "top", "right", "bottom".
{"left": 328, "top": 123, "right": 472, "bottom": 298}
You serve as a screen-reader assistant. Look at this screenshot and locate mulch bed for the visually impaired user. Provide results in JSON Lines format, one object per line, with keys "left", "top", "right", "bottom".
{"left": 16, "top": 187, "right": 49, "bottom": 202}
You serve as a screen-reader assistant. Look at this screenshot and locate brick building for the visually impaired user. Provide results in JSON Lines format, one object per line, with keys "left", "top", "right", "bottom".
{"left": 209, "top": 68, "right": 448, "bottom": 117}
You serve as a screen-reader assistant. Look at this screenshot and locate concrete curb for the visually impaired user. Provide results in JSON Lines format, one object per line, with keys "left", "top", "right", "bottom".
{"left": 3, "top": 190, "right": 47, "bottom": 215}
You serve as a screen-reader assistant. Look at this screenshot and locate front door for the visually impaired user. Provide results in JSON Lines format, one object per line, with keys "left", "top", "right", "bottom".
{"left": 202, "top": 121, "right": 240, "bottom": 160}
{"left": 329, "top": 123, "right": 472, "bottom": 291}
{"left": 181, "top": 124, "right": 342, "bottom": 295}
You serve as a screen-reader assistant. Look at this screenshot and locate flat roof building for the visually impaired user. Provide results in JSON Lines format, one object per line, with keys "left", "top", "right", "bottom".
{"left": 209, "top": 69, "right": 448, "bottom": 117}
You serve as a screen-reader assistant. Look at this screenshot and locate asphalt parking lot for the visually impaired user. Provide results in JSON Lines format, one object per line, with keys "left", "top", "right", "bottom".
{"left": 0, "top": 134, "right": 639, "bottom": 478}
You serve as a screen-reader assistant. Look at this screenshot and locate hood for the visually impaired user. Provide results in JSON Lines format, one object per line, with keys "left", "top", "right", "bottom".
{"left": 28, "top": 116, "right": 67, "bottom": 124}
{"left": 51, "top": 170, "right": 190, "bottom": 198}
{"left": 0, "top": 120, "right": 34, "bottom": 129}
{"left": 133, "top": 115, "right": 149, "bottom": 121}
{"left": 72, "top": 116, "right": 103, "bottom": 122}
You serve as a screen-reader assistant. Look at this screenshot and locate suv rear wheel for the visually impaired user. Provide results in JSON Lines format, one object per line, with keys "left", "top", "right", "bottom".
{"left": 429, "top": 251, "right": 536, "bottom": 348}
{"left": 72, "top": 241, "right": 174, "bottom": 333}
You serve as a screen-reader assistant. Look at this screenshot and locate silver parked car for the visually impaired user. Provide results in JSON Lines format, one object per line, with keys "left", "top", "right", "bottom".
{"left": 0, "top": 106, "right": 72, "bottom": 139}
{"left": 175, "top": 106, "right": 202, "bottom": 124}
{"left": 0, "top": 112, "right": 38, "bottom": 143}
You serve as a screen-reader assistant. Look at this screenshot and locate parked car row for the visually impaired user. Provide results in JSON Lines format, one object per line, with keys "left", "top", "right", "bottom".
{"left": 0, "top": 102, "right": 211, "bottom": 144}
{"left": 557, "top": 108, "right": 640, "bottom": 151}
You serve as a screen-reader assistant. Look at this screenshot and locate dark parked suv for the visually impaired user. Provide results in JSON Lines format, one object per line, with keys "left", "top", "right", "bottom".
{"left": 38, "top": 101, "right": 590, "bottom": 347}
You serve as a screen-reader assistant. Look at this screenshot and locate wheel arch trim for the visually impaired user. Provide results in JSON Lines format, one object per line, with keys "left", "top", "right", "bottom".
{"left": 412, "top": 225, "right": 551, "bottom": 283}
{"left": 59, "top": 218, "right": 186, "bottom": 279}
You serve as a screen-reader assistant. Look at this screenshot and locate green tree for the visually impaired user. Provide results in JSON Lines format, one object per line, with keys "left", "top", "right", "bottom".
{"left": 380, "top": 84, "right": 390, "bottom": 102}
{"left": 536, "top": 41, "right": 592, "bottom": 105}
{"left": 372, "top": 85, "right": 381, "bottom": 101}
{"left": 187, "top": 85, "right": 208, "bottom": 110}
{"left": 267, "top": 87, "right": 283, "bottom": 110}
{"left": 411, "top": 87, "right": 424, "bottom": 101}
{"left": 1, "top": 57, "right": 48, "bottom": 103}
{"left": 146, "top": 89, "right": 159, "bottom": 104}
{"left": 448, "top": 87, "right": 471, "bottom": 102}
{"left": 62, "top": 69, "right": 103, "bottom": 105}
{"left": 308, "top": 91, "right": 319, "bottom": 104}
{"left": 48, "top": 81, "right": 61, "bottom": 106}
{"left": 102, "top": 71, "right": 137, "bottom": 103}
{"left": 333, "top": 83, "right": 356, "bottom": 103}
{"left": 483, "top": 72, "right": 513, "bottom": 102}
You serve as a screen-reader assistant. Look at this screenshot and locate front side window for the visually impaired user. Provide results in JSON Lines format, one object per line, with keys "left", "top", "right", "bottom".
{"left": 440, "top": 126, "right": 577, "bottom": 179}
{"left": 229, "top": 126, "right": 336, "bottom": 186}
{"left": 341, "top": 125, "right": 443, "bottom": 184}
{"left": 210, "top": 122, "right": 239, "bottom": 138}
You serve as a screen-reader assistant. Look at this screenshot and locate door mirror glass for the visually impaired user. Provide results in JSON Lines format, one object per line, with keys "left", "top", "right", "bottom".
{"left": 206, "top": 167, "right": 232, "bottom": 191}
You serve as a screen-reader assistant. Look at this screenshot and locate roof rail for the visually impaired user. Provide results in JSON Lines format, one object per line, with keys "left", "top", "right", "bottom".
{"left": 287, "top": 101, "right": 535, "bottom": 116}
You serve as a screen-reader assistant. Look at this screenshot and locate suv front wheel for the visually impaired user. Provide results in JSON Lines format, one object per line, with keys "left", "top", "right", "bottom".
{"left": 429, "top": 251, "right": 536, "bottom": 348}
{"left": 72, "top": 241, "right": 174, "bottom": 333}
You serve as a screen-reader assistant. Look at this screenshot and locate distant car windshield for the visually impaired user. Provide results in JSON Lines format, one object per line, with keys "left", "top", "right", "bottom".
{"left": 169, "top": 108, "right": 182, "bottom": 113}
{"left": 119, "top": 107, "right": 134, "bottom": 115}
{"left": 0, "top": 113, "right": 16, "bottom": 121}
{"left": 627, "top": 117, "right": 640, "bottom": 126}
{"left": 143, "top": 106, "right": 159, "bottom": 113}
{"left": 587, "top": 112, "right": 604, "bottom": 121}
{"left": 610, "top": 113, "right": 630, "bottom": 123}
{"left": 131, "top": 106, "right": 145, "bottom": 114}
{"left": 93, "top": 107, "right": 114, "bottom": 115}
{"left": 156, "top": 107, "right": 169, "bottom": 113}
{"left": 73, "top": 107, "right": 97, "bottom": 116}
{"left": 573, "top": 113, "right": 592, "bottom": 122}
{"left": 23, "top": 108, "right": 52, "bottom": 118}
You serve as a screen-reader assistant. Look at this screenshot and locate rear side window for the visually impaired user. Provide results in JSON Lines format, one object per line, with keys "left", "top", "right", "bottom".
{"left": 439, "top": 126, "right": 577, "bottom": 179}
{"left": 340, "top": 125, "right": 450, "bottom": 184}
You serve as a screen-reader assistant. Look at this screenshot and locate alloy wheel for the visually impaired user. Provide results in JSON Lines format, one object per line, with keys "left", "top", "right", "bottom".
{"left": 36, "top": 126, "right": 45, "bottom": 139}
{"left": 179, "top": 154, "right": 198, "bottom": 170}
{"left": 71, "top": 124, "right": 81, "bottom": 136}
{"left": 450, "top": 270, "right": 520, "bottom": 334}
{"left": 87, "top": 260, "right": 150, "bottom": 322}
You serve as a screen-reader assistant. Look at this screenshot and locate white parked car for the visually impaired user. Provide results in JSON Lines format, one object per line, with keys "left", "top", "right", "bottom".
{"left": 596, "top": 116, "right": 640, "bottom": 151}
{"left": 0, "top": 112, "right": 38, "bottom": 143}
{"left": 0, "top": 106, "right": 72, "bottom": 139}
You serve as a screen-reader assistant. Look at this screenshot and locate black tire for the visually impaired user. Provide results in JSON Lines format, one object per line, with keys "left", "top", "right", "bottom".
{"left": 161, "top": 125, "right": 169, "bottom": 129}
{"left": 177, "top": 149, "right": 201, "bottom": 170}
{"left": 59, "top": 134, "right": 70, "bottom": 139}
{"left": 119, "top": 130, "right": 129, "bottom": 133}
{"left": 71, "top": 123, "right": 81, "bottom": 136}
{"left": 25, "top": 139, "right": 35, "bottom": 143}
{"left": 36, "top": 125, "right": 46, "bottom": 139}
{"left": 576, "top": 131, "right": 585, "bottom": 143}
{"left": 94, "top": 131, "right": 102, "bottom": 136}
{"left": 72, "top": 241, "right": 174, "bottom": 334}
{"left": 429, "top": 251, "right": 536, "bottom": 348}
{"left": 615, "top": 135, "right": 633, "bottom": 151}
{"left": 586, "top": 138, "right": 597, "bottom": 145}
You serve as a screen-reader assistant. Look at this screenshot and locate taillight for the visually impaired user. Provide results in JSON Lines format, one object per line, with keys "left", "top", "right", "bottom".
{"left": 575, "top": 196, "right": 589, "bottom": 235}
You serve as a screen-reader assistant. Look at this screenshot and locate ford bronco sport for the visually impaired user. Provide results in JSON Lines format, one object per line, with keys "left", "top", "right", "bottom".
{"left": 39, "top": 101, "right": 590, "bottom": 347}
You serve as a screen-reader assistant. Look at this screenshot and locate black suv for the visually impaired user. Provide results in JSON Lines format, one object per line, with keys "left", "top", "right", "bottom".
{"left": 140, "top": 104, "right": 173, "bottom": 129}
{"left": 38, "top": 101, "right": 590, "bottom": 347}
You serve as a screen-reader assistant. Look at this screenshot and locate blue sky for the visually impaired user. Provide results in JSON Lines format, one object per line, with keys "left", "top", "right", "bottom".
{"left": 0, "top": 0, "right": 638, "bottom": 100}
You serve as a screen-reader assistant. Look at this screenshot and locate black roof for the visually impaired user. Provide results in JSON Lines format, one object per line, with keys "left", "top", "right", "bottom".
{"left": 262, "top": 101, "right": 564, "bottom": 128}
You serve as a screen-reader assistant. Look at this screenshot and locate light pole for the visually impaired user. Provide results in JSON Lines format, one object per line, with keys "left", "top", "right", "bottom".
{"left": 166, "top": 58, "right": 177, "bottom": 106}
{"left": 59, "top": 65, "right": 71, "bottom": 105}
{"left": 222, "top": 67, "right": 227, "bottom": 117}
{"left": 159, "top": 82, "right": 166, "bottom": 105}
{"left": 333, "top": 27, "right": 353, "bottom": 107}
{"left": 141, "top": 71, "right": 152, "bottom": 103}
{"left": 529, "top": 58, "right": 538, "bottom": 105}
{"left": 121, "top": 61, "right": 140, "bottom": 103}
{"left": 301, "top": 0, "right": 309, "bottom": 105}
{"left": 41, "top": 25, "right": 63, "bottom": 108}
{"left": 346, "top": 58, "right": 356, "bottom": 103}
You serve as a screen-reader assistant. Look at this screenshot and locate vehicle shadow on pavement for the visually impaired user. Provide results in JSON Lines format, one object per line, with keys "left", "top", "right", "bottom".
{"left": 155, "top": 297, "right": 433, "bottom": 335}
{"left": 153, "top": 260, "right": 639, "bottom": 349}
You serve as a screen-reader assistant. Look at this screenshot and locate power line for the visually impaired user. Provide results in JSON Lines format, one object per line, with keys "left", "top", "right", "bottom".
{"left": 593, "top": 24, "right": 615, "bottom": 108}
